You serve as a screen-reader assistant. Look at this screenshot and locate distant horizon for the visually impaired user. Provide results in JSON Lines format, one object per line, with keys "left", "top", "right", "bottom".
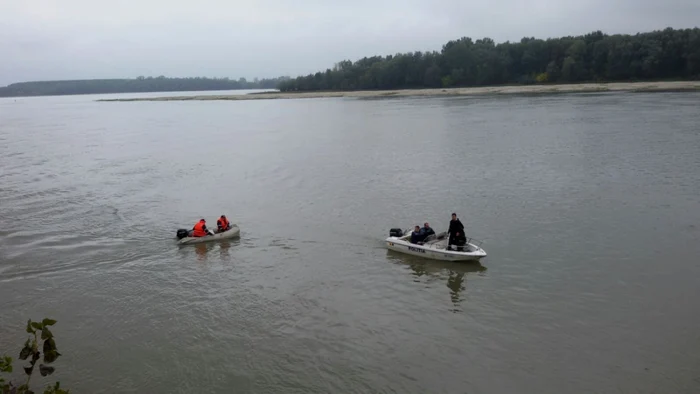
{"left": 2, "top": 22, "right": 698, "bottom": 87}
{"left": 1, "top": 75, "right": 290, "bottom": 88}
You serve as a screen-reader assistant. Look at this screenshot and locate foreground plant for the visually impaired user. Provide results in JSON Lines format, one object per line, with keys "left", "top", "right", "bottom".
{"left": 0, "top": 318, "right": 69, "bottom": 394}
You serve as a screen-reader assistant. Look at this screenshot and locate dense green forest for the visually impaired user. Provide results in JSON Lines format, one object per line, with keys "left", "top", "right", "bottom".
{"left": 278, "top": 27, "right": 700, "bottom": 92}
{"left": 0, "top": 76, "right": 288, "bottom": 97}
{"left": 3, "top": 28, "right": 697, "bottom": 97}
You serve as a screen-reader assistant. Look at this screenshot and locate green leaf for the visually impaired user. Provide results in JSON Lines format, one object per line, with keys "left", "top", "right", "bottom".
{"left": 0, "top": 355, "right": 12, "bottom": 373}
{"left": 25, "top": 320, "right": 33, "bottom": 334}
{"left": 42, "top": 351, "right": 60, "bottom": 365}
{"left": 40, "top": 327, "right": 53, "bottom": 341}
{"left": 43, "top": 338, "right": 55, "bottom": 353}
{"left": 41, "top": 382, "right": 69, "bottom": 394}
{"left": 18, "top": 341, "right": 32, "bottom": 361}
{"left": 41, "top": 319, "right": 57, "bottom": 327}
{"left": 18, "top": 349, "right": 30, "bottom": 361}
{"left": 38, "top": 365, "right": 54, "bottom": 377}
{"left": 43, "top": 341, "right": 59, "bottom": 363}
{"left": 30, "top": 322, "right": 43, "bottom": 331}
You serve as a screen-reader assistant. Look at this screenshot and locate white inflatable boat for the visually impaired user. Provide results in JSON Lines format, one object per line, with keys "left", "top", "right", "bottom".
{"left": 175, "top": 224, "right": 241, "bottom": 245}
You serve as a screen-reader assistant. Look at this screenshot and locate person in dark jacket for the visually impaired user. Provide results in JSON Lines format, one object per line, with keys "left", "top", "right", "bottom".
{"left": 447, "top": 213, "right": 466, "bottom": 251}
{"left": 410, "top": 225, "right": 423, "bottom": 244}
{"left": 420, "top": 222, "right": 436, "bottom": 240}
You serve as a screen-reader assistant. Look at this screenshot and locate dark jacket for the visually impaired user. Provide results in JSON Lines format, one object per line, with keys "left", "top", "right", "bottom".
{"left": 420, "top": 226, "right": 435, "bottom": 237}
{"left": 411, "top": 230, "right": 422, "bottom": 244}
{"left": 448, "top": 219, "right": 465, "bottom": 239}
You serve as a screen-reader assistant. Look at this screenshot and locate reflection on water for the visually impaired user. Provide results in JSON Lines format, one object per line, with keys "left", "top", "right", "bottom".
{"left": 219, "top": 241, "right": 232, "bottom": 259}
{"left": 2, "top": 92, "right": 700, "bottom": 393}
{"left": 385, "top": 249, "right": 487, "bottom": 312}
{"left": 177, "top": 239, "right": 241, "bottom": 262}
{"left": 194, "top": 243, "right": 209, "bottom": 260}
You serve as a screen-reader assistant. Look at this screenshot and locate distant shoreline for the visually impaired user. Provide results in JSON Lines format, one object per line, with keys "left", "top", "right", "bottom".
{"left": 96, "top": 81, "right": 700, "bottom": 102}
{"left": 0, "top": 76, "right": 286, "bottom": 98}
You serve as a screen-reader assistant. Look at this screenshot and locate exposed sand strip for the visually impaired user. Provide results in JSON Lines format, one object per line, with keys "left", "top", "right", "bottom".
{"left": 97, "top": 81, "right": 700, "bottom": 102}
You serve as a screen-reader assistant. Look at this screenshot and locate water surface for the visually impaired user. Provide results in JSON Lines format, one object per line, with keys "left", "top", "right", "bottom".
{"left": 1, "top": 91, "right": 699, "bottom": 393}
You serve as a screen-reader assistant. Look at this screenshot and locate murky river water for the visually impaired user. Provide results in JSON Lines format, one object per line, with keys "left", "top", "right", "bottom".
{"left": 1, "top": 90, "right": 699, "bottom": 393}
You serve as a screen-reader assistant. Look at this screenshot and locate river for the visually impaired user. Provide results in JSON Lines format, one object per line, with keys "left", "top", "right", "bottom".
{"left": 1, "top": 90, "right": 699, "bottom": 393}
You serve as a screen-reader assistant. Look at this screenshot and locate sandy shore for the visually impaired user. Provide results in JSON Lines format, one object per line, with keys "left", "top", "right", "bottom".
{"left": 97, "top": 81, "right": 700, "bottom": 102}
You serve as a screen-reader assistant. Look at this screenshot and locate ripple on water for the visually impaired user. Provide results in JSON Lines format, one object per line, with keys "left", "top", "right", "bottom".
{"left": 2, "top": 93, "right": 700, "bottom": 393}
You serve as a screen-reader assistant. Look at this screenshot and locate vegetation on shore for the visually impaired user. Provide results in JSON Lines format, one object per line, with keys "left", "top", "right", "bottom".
{"left": 1, "top": 318, "right": 69, "bottom": 394}
{"left": 0, "top": 76, "right": 288, "bottom": 98}
{"left": 277, "top": 27, "right": 700, "bottom": 92}
{"left": 5, "top": 28, "right": 698, "bottom": 98}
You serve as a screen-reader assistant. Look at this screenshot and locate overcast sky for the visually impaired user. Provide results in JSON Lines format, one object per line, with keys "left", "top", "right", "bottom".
{"left": 0, "top": 0, "right": 698, "bottom": 85}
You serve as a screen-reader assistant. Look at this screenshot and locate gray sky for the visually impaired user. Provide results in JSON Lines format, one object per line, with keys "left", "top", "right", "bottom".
{"left": 1, "top": 0, "right": 698, "bottom": 85}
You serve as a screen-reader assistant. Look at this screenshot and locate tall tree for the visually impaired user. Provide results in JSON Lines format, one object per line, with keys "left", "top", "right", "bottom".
{"left": 278, "top": 27, "right": 700, "bottom": 92}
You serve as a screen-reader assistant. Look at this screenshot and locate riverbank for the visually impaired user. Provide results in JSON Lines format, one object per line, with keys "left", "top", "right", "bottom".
{"left": 96, "top": 81, "right": 700, "bottom": 102}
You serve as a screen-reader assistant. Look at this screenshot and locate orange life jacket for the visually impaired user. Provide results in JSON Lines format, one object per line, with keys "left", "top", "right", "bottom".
{"left": 192, "top": 220, "right": 207, "bottom": 237}
{"left": 217, "top": 216, "right": 229, "bottom": 230}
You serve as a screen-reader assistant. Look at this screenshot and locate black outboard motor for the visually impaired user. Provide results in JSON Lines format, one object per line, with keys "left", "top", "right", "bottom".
{"left": 176, "top": 229, "right": 190, "bottom": 240}
{"left": 389, "top": 228, "right": 403, "bottom": 237}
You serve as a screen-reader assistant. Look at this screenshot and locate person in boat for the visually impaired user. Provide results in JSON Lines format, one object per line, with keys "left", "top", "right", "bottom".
{"left": 217, "top": 215, "right": 231, "bottom": 233}
{"left": 447, "top": 213, "right": 466, "bottom": 251}
{"left": 192, "top": 219, "right": 214, "bottom": 237}
{"left": 420, "top": 222, "right": 436, "bottom": 240}
{"left": 410, "top": 225, "right": 423, "bottom": 244}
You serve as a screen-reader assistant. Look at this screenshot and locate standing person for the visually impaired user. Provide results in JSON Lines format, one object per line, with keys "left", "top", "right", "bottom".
{"left": 447, "top": 213, "right": 465, "bottom": 251}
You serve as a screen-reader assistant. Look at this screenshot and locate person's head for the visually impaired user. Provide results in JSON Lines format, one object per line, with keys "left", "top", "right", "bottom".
{"left": 424, "top": 222, "right": 430, "bottom": 228}
{"left": 221, "top": 215, "right": 226, "bottom": 219}
{"left": 451, "top": 213, "right": 457, "bottom": 220}
{"left": 200, "top": 218, "right": 206, "bottom": 223}
{"left": 414, "top": 225, "right": 420, "bottom": 232}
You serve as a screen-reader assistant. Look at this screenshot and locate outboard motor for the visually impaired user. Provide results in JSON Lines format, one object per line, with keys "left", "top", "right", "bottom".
{"left": 389, "top": 228, "right": 403, "bottom": 237}
{"left": 176, "top": 229, "right": 190, "bottom": 240}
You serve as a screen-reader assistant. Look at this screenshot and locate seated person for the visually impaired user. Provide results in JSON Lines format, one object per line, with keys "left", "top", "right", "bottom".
{"left": 217, "top": 214, "right": 231, "bottom": 232}
{"left": 420, "top": 222, "right": 436, "bottom": 241}
{"left": 410, "top": 225, "right": 424, "bottom": 244}
{"left": 192, "top": 219, "right": 214, "bottom": 237}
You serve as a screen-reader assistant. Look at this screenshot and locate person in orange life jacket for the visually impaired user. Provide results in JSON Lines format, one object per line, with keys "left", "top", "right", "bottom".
{"left": 192, "top": 219, "right": 214, "bottom": 237}
{"left": 217, "top": 215, "right": 231, "bottom": 232}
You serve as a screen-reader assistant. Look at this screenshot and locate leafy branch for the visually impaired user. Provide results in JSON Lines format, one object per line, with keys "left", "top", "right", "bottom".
{"left": 0, "top": 318, "right": 69, "bottom": 394}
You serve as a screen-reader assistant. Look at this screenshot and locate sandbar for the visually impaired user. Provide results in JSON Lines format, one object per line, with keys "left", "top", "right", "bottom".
{"left": 97, "top": 81, "right": 700, "bottom": 102}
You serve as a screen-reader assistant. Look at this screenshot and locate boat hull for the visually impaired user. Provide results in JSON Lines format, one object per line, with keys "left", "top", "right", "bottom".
{"left": 385, "top": 236, "right": 486, "bottom": 262}
{"left": 178, "top": 225, "right": 240, "bottom": 245}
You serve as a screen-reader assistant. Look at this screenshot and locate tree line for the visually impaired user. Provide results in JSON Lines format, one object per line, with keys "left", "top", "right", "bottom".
{"left": 0, "top": 76, "right": 289, "bottom": 97}
{"left": 277, "top": 27, "right": 700, "bottom": 92}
